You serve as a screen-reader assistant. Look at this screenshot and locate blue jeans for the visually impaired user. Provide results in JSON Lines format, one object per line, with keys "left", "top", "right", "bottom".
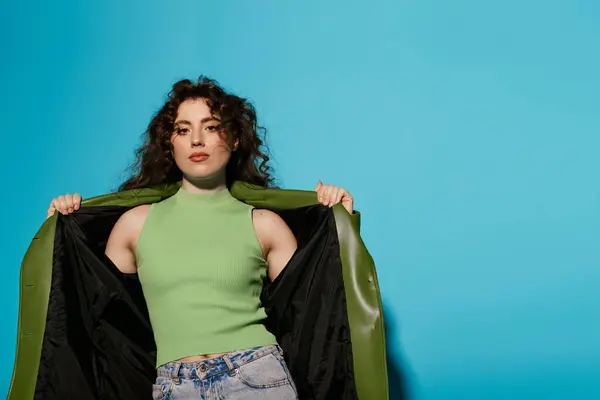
{"left": 152, "top": 344, "right": 298, "bottom": 399}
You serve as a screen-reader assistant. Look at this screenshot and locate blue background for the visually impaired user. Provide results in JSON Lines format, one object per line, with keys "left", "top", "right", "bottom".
{"left": 2, "top": 1, "right": 599, "bottom": 398}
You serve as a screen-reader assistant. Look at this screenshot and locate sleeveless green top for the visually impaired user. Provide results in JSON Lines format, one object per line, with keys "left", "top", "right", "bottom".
{"left": 135, "top": 187, "right": 276, "bottom": 367}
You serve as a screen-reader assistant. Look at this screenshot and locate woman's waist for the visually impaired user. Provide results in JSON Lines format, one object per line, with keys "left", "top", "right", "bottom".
{"left": 178, "top": 352, "right": 227, "bottom": 362}
{"left": 157, "top": 344, "right": 283, "bottom": 378}
{"left": 154, "top": 323, "right": 277, "bottom": 367}
{"left": 171, "top": 340, "right": 281, "bottom": 363}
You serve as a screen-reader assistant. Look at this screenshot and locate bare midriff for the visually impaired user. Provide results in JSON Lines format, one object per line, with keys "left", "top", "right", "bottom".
{"left": 179, "top": 352, "right": 227, "bottom": 362}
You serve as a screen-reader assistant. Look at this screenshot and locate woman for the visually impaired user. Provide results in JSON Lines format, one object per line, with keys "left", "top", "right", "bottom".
{"left": 46, "top": 77, "right": 355, "bottom": 399}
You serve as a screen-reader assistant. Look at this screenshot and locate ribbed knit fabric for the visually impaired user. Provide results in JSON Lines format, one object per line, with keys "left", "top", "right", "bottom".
{"left": 135, "top": 187, "right": 277, "bottom": 367}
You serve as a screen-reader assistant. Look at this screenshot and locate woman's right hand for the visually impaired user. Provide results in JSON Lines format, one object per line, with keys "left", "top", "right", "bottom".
{"left": 47, "top": 193, "right": 82, "bottom": 219}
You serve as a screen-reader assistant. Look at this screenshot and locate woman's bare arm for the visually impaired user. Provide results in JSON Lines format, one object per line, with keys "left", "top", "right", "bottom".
{"left": 253, "top": 209, "right": 298, "bottom": 281}
{"left": 104, "top": 205, "right": 150, "bottom": 274}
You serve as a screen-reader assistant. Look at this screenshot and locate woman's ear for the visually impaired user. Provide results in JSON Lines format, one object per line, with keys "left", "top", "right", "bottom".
{"left": 232, "top": 138, "right": 239, "bottom": 151}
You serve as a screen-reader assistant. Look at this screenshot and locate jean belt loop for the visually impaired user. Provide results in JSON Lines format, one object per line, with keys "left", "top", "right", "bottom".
{"left": 173, "top": 361, "right": 182, "bottom": 385}
{"left": 223, "top": 354, "right": 236, "bottom": 372}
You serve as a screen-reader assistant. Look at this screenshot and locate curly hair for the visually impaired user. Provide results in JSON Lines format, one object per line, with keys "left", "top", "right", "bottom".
{"left": 118, "top": 76, "right": 274, "bottom": 191}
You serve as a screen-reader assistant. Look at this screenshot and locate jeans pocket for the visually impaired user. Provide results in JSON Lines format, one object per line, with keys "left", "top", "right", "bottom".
{"left": 236, "top": 353, "right": 291, "bottom": 389}
{"left": 152, "top": 376, "right": 173, "bottom": 400}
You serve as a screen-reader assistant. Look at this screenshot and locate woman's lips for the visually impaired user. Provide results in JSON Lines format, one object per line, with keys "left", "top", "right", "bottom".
{"left": 189, "top": 152, "right": 209, "bottom": 162}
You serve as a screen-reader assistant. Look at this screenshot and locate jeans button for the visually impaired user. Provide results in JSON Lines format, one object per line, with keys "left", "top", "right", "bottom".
{"left": 199, "top": 364, "right": 207, "bottom": 373}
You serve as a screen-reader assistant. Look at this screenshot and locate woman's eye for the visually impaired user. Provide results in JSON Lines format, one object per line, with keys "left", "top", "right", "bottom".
{"left": 176, "top": 127, "right": 190, "bottom": 135}
{"left": 205, "top": 125, "right": 219, "bottom": 132}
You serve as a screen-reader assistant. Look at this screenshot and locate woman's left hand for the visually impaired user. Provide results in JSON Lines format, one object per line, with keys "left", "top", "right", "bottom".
{"left": 314, "top": 181, "right": 354, "bottom": 214}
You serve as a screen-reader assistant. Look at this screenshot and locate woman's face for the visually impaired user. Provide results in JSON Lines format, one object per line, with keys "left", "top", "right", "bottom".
{"left": 171, "top": 98, "right": 236, "bottom": 184}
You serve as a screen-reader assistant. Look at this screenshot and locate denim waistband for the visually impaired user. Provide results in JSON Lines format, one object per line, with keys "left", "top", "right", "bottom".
{"left": 156, "top": 344, "right": 282, "bottom": 380}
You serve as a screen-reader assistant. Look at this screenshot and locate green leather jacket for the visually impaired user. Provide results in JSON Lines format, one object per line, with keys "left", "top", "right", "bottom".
{"left": 8, "top": 182, "right": 388, "bottom": 399}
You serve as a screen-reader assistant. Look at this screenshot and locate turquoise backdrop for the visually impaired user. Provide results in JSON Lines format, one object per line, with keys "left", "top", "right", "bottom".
{"left": 1, "top": 1, "right": 599, "bottom": 398}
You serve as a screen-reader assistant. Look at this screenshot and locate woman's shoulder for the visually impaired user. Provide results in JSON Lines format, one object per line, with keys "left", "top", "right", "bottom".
{"left": 114, "top": 204, "right": 152, "bottom": 233}
{"left": 252, "top": 208, "right": 280, "bottom": 223}
{"left": 122, "top": 204, "right": 152, "bottom": 219}
{"left": 252, "top": 208, "right": 292, "bottom": 236}
{"left": 106, "top": 204, "right": 153, "bottom": 267}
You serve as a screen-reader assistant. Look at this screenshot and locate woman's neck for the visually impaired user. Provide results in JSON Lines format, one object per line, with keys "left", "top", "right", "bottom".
{"left": 180, "top": 175, "right": 227, "bottom": 194}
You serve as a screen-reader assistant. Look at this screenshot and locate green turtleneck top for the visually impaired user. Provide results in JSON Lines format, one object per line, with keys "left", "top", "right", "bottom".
{"left": 135, "top": 187, "right": 277, "bottom": 367}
